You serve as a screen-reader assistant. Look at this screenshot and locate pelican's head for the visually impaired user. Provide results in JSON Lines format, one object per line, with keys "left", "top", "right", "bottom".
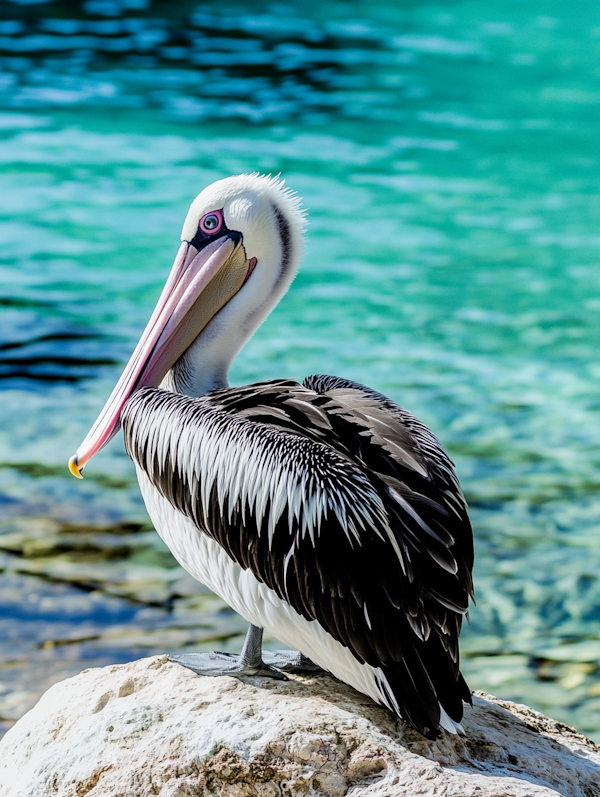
{"left": 69, "top": 173, "right": 305, "bottom": 478}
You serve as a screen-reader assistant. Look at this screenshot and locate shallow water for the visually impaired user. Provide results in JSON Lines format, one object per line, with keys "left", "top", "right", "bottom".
{"left": 0, "top": 0, "right": 599, "bottom": 739}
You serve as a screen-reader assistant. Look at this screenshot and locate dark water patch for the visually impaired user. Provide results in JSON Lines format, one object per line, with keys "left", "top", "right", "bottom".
{"left": 0, "top": 372, "right": 85, "bottom": 384}
{"left": 0, "top": 296, "right": 55, "bottom": 309}
{"left": 0, "top": 321, "right": 124, "bottom": 385}
{"left": 0, "top": 361, "right": 116, "bottom": 380}
{"left": 0, "top": 0, "right": 425, "bottom": 122}
{"left": 0, "top": 331, "right": 104, "bottom": 352}
{"left": 0, "top": 337, "right": 120, "bottom": 382}
{"left": 0, "top": 354, "right": 118, "bottom": 366}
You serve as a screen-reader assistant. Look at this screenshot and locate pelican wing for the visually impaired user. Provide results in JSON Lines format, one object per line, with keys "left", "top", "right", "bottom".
{"left": 122, "top": 378, "right": 473, "bottom": 737}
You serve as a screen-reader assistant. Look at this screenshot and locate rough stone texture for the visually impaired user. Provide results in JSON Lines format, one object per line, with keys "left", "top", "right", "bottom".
{"left": 0, "top": 656, "right": 598, "bottom": 796}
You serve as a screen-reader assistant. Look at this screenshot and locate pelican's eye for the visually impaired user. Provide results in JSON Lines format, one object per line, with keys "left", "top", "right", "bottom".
{"left": 199, "top": 210, "right": 224, "bottom": 235}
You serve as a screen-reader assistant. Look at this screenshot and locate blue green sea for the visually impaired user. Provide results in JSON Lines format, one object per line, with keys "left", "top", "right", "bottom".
{"left": 0, "top": 0, "right": 599, "bottom": 740}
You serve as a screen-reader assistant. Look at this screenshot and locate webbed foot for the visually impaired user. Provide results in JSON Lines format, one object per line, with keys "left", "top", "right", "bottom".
{"left": 168, "top": 650, "right": 290, "bottom": 680}
{"left": 168, "top": 624, "right": 326, "bottom": 681}
{"left": 262, "top": 649, "right": 324, "bottom": 673}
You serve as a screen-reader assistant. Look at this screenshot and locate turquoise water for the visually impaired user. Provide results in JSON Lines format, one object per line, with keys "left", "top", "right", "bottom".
{"left": 1, "top": 0, "right": 599, "bottom": 739}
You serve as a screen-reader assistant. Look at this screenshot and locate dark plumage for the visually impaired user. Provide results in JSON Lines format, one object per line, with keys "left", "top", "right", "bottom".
{"left": 123, "top": 374, "right": 474, "bottom": 738}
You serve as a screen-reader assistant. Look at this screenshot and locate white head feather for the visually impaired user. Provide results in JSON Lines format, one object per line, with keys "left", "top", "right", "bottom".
{"left": 166, "top": 174, "right": 307, "bottom": 397}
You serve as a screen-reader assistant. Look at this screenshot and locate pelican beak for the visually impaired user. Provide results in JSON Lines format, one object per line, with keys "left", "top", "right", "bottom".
{"left": 68, "top": 232, "right": 250, "bottom": 478}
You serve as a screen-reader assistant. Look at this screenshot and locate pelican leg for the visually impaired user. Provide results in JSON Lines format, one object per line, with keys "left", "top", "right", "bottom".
{"left": 169, "top": 624, "right": 324, "bottom": 680}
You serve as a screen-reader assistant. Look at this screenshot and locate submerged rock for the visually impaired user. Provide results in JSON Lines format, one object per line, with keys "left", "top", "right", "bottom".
{"left": 0, "top": 656, "right": 598, "bottom": 796}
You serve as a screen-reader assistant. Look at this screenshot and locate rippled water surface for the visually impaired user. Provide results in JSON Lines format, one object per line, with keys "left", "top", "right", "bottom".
{"left": 1, "top": 0, "right": 599, "bottom": 739}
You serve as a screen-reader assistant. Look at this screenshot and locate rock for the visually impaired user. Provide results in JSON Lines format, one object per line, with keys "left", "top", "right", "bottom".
{"left": 0, "top": 656, "right": 598, "bottom": 796}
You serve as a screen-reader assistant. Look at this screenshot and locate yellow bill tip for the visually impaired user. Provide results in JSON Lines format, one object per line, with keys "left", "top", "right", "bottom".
{"left": 68, "top": 454, "right": 84, "bottom": 479}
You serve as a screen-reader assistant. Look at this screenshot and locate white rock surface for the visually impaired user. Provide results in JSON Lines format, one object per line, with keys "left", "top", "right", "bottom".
{"left": 0, "top": 656, "right": 598, "bottom": 796}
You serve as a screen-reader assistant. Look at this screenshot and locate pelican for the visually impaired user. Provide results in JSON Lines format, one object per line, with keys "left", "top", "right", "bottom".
{"left": 69, "top": 174, "right": 474, "bottom": 739}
